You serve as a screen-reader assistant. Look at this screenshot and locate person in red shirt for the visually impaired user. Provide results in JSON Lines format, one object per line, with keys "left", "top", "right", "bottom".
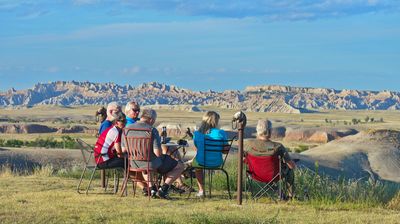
{"left": 94, "top": 111, "right": 127, "bottom": 169}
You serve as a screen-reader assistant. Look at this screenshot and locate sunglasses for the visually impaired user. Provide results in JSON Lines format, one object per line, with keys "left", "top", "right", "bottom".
{"left": 132, "top": 109, "right": 140, "bottom": 112}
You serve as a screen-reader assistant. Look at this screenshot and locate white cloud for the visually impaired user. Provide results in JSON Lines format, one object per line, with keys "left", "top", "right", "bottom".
{"left": 114, "top": 0, "right": 400, "bottom": 20}
{"left": 122, "top": 66, "right": 141, "bottom": 75}
{"left": 215, "top": 68, "right": 227, "bottom": 73}
{"left": 73, "top": 0, "right": 100, "bottom": 6}
{"left": 47, "top": 66, "right": 59, "bottom": 73}
{"left": 2, "top": 0, "right": 398, "bottom": 21}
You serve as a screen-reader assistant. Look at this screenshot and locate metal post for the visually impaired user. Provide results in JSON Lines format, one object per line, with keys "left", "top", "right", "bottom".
{"left": 237, "top": 121, "right": 245, "bottom": 205}
{"left": 233, "top": 111, "right": 246, "bottom": 205}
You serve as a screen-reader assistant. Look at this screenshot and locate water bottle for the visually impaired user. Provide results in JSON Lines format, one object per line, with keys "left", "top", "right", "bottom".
{"left": 161, "top": 126, "right": 167, "bottom": 144}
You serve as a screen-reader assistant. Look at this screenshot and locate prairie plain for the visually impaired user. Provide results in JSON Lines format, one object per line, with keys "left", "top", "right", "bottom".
{"left": 1, "top": 106, "right": 400, "bottom": 223}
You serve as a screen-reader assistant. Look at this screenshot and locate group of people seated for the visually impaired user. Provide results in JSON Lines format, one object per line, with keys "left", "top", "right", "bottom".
{"left": 93, "top": 101, "right": 296, "bottom": 200}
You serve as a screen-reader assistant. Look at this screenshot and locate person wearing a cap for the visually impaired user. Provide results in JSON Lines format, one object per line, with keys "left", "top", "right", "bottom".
{"left": 245, "top": 119, "right": 296, "bottom": 200}
{"left": 93, "top": 111, "right": 127, "bottom": 169}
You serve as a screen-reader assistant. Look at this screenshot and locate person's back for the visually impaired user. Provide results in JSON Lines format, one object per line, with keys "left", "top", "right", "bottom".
{"left": 124, "top": 121, "right": 160, "bottom": 167}
{"left": 245, "top": 139, "right": 291, "bottom": 163}
{"left": 245, "top": 119, "right": 296, "bottom": 200}
{"left": 194, "top": 128, "right": 227, "bottom": 167}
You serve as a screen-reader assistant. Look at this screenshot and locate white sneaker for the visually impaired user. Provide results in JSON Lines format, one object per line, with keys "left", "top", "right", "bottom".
{"left": 196, "top": 191, "right": 205, "bottom": 197}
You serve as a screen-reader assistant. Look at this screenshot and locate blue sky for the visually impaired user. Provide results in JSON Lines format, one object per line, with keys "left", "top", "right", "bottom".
{"left": 0, "top": 0, "right": 399, "bottom": 92}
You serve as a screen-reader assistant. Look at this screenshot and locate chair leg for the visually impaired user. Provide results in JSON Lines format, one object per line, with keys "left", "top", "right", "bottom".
{"left": 133, "top": 172, "right": 138, "bottom": 197}
{"left": 113, "top": 170, "right": 119, "bottom": 194}
{"left": 77, "top": 166, "right": 88, "bottom": 194}
{"left": 221, "top": 169, "right": 231, "bottom": 200}
{"left": 202, "top": 168, "right": 206, "bottom": 200}
{"left": 120, "top": 169, "right": 130, "bottom": 197}
{"left": 104, "top": 170, "right": 109, "bottom": 192}
{"left": 208, "top": 170, "right": 212, "bottom": 199}
{"left": 86, "top": 166, "right": 98, "bottom": 195}
{"left": 187, "top": 168, "right": 194, "bottom": 199}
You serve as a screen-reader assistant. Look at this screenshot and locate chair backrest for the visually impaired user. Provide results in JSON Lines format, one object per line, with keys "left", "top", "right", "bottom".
{"left": 123, "top": 128, "right": 153, "bottom": 162}
{"left": 76, "top": 138, "right": 95, "bottom": 166}
{"left": 202, "top": 137, "right": 236, "bottom": 168}
{"left": 245, "top": 152, "right": 280, "bottom": 183}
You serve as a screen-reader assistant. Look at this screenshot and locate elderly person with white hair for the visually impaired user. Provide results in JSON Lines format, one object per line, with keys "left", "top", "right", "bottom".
{"left": 124, "top": 101, "right": 140, "bottom": 125}
{"left": 245, "top": 119, "right": 296, "bottom": 199}
{"left": 98, "top": 102, "right": 122, "bottom": 135}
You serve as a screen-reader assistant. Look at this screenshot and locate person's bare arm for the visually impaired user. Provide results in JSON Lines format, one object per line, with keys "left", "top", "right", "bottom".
{"left": 114, "top": 142, "right": 123, "bottom": 157}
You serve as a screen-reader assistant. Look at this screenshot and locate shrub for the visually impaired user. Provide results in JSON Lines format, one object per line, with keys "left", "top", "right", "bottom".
{"left": 387, "top": 192, "right": 400, "bottom": 210}
{"left": 0, "top": 136, "right": 79, "bottom": 149}
{"left": 294, "top": 145, "right": 309, "bottom": 153}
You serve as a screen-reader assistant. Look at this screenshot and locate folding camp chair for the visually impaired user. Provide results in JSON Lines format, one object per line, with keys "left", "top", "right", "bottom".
{"left": 188, "top": 137, "right": 236, "bottom": 199}
{"left": 120, "top": 128, "right": 158, "bottom": 199}
{"left": 244, "top": 152, "right": 283, "bottom": 201}
{"left": 76, "top": 138, "right": 122, "bottom": 194}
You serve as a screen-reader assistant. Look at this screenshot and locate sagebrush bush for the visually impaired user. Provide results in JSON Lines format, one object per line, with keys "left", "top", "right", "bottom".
{"left": 387, "top": 192, "right": 400, "bottom": 210}
{"left": 207, "top": 156, "right": 400, "bottom": 206}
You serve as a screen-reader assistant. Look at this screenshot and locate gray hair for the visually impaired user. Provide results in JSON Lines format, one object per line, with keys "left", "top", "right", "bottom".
{"left": 112, "top": 111, "right": 126, "bottom": 123}
{"left": 106, "top": 101, "right": 121, "bottom": 121}
{"left": 125, "top": 101, "right": 140, "bottom": 114}
{"left": 198, "top": 111, "right": 220, "bottom": 134}
{"left": 256, "top": 119, "right": 272, "bottom": 137}
{"left": 141, "top": 109, "right": 157, "bottom": 121}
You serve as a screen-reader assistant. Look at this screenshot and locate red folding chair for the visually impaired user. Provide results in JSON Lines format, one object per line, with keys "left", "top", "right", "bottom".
{"left": 244, "top": 152, "right": 282, "bottom": 201}
{"left": 120, "top": 128, "right": 158, "bottom": 200}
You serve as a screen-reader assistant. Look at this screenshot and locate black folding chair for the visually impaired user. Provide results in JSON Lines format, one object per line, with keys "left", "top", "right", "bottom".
{"left": 188, "top": 137, "right": 236, "bottom": 199}
{"left": 76, "top": 138, "right": 122, "bottom": 194}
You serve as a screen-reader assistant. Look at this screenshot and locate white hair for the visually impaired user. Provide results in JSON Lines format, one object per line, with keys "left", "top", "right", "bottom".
{"left": 106, "top": 102, "right": 120, "bottom": 121}
{"left": 256, "top": 119, "right": 272, "bottom": 137}
{"left": 125, "top": 101, "right": 139, "bottom": 114}
{"left": 141, "top": 109, "right": 157, "bottom": 121}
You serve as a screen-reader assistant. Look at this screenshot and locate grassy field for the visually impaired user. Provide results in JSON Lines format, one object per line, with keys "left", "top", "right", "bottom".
{"left": 2, "top": 105, "right": 400, "bottom": 128}
{"left": 1, "top": 106, "right": 400, "bottom": 223}
{"left": 2, "top": 105, "right": 400, "bottom": 145}
{"left": 1, "top": 158, "right": 399, "bottom": 224}
{"left": 0, "top": 171, "right": 399, "bottom": 224}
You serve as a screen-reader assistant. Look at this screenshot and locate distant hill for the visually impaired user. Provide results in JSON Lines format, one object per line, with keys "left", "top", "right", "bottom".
{"left": 296, "top": 130, "right": 400, "bottom": 183}
{"left": 1, "top": 81, "right": 400, "bottom": 113}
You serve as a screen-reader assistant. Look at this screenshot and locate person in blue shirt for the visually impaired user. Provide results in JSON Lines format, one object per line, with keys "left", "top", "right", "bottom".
{"left": 124, "top": 101, "right": 140, "bottom": 125}
{"left": 193, "top": 111, "right": 228, "bottom": 197}
{"left": 98, "top": 102, "right": 121, "bottom": 135}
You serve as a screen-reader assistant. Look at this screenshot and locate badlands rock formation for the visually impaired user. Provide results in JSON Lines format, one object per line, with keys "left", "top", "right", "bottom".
{"left": 2, "top": 81, "right": 400, "bottom": 112}
{"left": 295, "top": 130, "right": 400, "bottom": 183}
{"left": 0, "top": 124, "right": 95, "bottom": 134}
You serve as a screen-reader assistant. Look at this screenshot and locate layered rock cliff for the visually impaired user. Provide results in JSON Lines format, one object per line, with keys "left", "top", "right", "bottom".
{"left": 1, "top": 81, "right": 400, "bottom": 112}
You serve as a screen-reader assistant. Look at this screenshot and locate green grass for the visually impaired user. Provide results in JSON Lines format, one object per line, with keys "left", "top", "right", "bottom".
{"left": 1, "top": 165, "right": 400, "bottom": 223}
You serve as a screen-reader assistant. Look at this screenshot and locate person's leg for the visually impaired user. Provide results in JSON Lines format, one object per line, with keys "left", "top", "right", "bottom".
{"left": 285, "top": 168, "right": 295, "bottom": 199}
{"left": 195, "top": 169, "right": 205, "bottom": 193}
{"left": 97, "top": 157, "right": 125, "bottom": 169}
{"left": 164, "top": 162, "right": 184, "bottom": 185}
{"left": 129, "top": 171, "right": 147, "bottom": 189}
